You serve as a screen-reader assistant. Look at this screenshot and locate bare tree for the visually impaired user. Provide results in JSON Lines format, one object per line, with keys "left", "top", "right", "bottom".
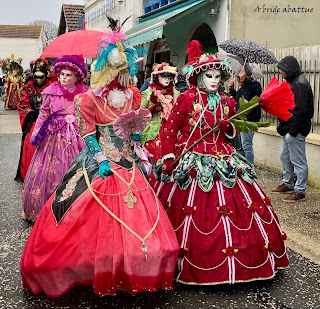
{"left": 29, "top": 20, "right": 58, "bottom": 44}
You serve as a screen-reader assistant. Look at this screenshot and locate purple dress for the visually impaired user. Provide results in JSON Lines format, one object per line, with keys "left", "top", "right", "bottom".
{"left": 22, "top": 82, "right": 87, "bottom": 221}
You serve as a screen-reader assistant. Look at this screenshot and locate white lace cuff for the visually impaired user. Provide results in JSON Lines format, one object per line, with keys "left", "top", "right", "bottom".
{"left": 224, "top": 122, "right": 237, "bottom": 140}
{"left": 162, "top": 153, "right": 175, "bottom": 161}
{"left": 93, "top": 151, "right": 108, "bottom": 164}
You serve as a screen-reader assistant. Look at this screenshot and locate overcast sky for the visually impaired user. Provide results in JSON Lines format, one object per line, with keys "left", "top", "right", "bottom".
{"left": 1, "top": 0, "right": 85, "bottom": 26}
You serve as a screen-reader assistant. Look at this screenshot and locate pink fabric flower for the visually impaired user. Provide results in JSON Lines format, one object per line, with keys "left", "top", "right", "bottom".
{"left": 160, "top": 97, "right": 173, "bottom": 120}
{"left": 192, "top": 110, "right": 201, "bottom": 121}
{"left": 113, "top": 108, "right": 152, "bottom": 140}
{"left": 65, "top": 114, "right": 76, "bottom": 123}
{"left": 109, "top": 148, "right": 121, "bottom": 161}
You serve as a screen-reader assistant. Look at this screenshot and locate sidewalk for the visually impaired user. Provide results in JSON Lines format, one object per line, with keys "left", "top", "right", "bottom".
{"left": 0, "top": 99, "right": 21, "bottom": 134}
{"left": 256, "top": 167, "right": 320, "bottom": 265}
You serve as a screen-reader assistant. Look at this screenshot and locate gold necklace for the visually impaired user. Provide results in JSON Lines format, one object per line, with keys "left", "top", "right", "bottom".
{"left": 83, "top": 160, "right": 160, "bottom": 257}
{"left": 112, "top": 161, "right": 136, "bottom": 208}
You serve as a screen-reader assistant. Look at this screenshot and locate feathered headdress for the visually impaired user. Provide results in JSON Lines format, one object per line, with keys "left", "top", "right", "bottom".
{"left": 91, "top": 16, "right": 147, "bottom": 88}
{"left": 8, "top": 61, "right": 23, "bottom": 76}
{"left": 182, "top": 40, "right": 233, "bottom": 86}
{"left": 32, "top": 57, "right": 50, "bottom": 76}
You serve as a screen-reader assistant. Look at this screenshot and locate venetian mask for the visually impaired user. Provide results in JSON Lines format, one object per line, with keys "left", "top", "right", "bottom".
{"left": 59, "top": 69, "right": 77, "bottom": 87}
{"left": 158, "top": 73, "right": 172, "bottom": 87}
{"left": 34, "top": 72, "right": 46, "bottom": 86}
{"left": 201, "top": 69, "right": 221, "bottom": 92}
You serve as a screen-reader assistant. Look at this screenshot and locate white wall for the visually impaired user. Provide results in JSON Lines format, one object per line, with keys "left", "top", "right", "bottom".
{"left": 254, "top": 127, "right": 320, "bottom": 188}
{"left": 0, "top": 38, "right": 43, "bottom": 71}
{"left": 85, "top": 0, "right": 142, "bottom": 32}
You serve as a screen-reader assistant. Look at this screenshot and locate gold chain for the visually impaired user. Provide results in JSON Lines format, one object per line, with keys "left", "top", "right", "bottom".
{"left": 92, "top": 184, "right": 149, "bottom": 196}
{"left": 83, "top": 160, "right": 160, "bottom": 245}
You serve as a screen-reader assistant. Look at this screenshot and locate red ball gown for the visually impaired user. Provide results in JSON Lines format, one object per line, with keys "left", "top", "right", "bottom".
{"left": 20, "top": 86, "right": 179, "bottom": 297}
{"left": 155, "top": 87, "right": 289, "bottom": 285}
{"left": 16, "top": 78, "right": 51, "bottom": 180}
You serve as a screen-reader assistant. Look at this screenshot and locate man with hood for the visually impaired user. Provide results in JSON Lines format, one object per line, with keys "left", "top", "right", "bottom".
{"left": 271, "top": 55, "right": 314, "bottom": 202}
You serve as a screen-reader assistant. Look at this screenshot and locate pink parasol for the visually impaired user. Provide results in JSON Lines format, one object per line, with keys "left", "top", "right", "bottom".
{"left": 41, "top": 30, "right": 104, "bottom": 58}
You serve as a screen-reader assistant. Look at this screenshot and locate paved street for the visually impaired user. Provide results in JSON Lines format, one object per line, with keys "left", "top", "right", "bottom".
{"left": 0, "top": 102, "right": 319, "bottom": 308}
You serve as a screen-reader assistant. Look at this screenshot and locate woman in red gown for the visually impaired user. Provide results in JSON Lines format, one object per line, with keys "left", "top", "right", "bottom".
{"left": 155, "top": 41, "right": 289, "bottom": 285}
{"left": 16, "top": 58, "right": 51, "bottom": 181}
{"left": 20, "top": 28, "right": 178, "bottom": 297}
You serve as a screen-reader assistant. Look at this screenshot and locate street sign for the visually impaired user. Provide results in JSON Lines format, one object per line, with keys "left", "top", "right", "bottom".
{"left": 0, "top": 61, "right": 2, "bottom": 68}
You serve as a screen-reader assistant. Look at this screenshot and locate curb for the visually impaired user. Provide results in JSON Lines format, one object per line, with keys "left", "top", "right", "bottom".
{"left": 282, "top": 224, "right": 320, "bottom": 265}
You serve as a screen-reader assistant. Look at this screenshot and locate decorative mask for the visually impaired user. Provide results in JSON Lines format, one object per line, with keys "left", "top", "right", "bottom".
{"left": 59, "top": 69, "right": 77, "bottom": 87}
{"left": 201, "top": 69, "right": 221, "bottom": 92}
{"left": 158, "top": 73, "right": 172, "bottom": 87}
{"left": 33, "top": 72, "right": 46, "bottom": 86}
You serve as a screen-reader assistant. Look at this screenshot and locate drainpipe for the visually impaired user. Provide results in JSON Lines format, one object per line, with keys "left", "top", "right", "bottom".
{"left": 225, "top": 0, "right": 231, "bottom": 40}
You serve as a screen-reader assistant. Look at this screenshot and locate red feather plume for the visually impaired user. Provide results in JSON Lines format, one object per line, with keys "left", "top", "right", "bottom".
{"left": 259, "top": 77, "right": 295, "bottom": 121}
{"left": 186, "top": 40, "right": 203, "bottom": 63}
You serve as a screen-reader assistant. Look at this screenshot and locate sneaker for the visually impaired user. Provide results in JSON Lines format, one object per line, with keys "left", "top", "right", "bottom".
{"left": 271, "top": 184, "right": 294, "bottom": 194}
{"left": 283, "top": 192, "right": 305, "bottom": 203}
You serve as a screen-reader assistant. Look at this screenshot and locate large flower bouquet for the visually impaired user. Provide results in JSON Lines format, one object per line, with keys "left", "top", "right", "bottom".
{"left": 147, "top": 88, "right": 174, "bottom": 120}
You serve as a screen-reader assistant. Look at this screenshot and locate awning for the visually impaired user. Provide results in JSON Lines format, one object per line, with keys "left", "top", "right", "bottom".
{"left": 126, "top": 0, "right": 205, "bottom": 46}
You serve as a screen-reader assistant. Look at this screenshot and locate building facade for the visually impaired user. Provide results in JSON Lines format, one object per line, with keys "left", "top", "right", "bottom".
{"left": 84, "top": 0, "right": 228, "bottom": 69}
{"left": 0, "top": 25, "right": 46, "bottom": 71}
{"left": 84, "top": 0, "right": 320, "bottom": 187}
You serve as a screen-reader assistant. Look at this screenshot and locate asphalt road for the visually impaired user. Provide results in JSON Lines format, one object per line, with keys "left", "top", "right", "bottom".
{"left": 0, "top": 109, "right": 319, "bottom": 308}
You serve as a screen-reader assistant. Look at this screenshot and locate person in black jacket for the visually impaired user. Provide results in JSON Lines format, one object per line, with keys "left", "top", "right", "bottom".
{"left": 229, "top": 66, "right": 262, "bottom": 164}
{"left": 271, "top": 55, "right": 314, "bottom": 202}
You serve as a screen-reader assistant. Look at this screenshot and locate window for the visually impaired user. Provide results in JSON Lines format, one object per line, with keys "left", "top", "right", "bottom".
{"left": 143, "top": 0, "right": 177, "bottom": 14}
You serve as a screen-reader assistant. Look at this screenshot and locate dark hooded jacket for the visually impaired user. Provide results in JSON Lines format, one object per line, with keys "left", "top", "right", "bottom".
{"left": 276, "top": 56, "right": 314, "bottom": 137}
{"left": 230, "top": 78, "right": 262, "bottom": 122}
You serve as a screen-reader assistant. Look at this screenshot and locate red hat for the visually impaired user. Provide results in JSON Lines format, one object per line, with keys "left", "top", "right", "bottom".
{"left": 182, "top": 40, "right": 232, "bottom": 86}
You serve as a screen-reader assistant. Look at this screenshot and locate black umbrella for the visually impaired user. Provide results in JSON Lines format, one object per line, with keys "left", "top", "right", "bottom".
{"left": 219, "top": 39, "right": 277, "bottom": 64}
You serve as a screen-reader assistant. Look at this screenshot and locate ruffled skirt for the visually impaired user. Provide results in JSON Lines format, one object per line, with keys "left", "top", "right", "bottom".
{"left": 21, "top": 159, "right": 179, "bottom": 297}
{"left": 154, "top": 152, "right": 289, "bottom": 285}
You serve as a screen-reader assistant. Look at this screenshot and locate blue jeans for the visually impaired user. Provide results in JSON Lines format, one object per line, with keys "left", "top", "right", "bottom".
{"left": 281, "top": 133, "right": 308, "bottom": 195}
{"left": 240, "top": 129, "right": 255, "bottom": 164}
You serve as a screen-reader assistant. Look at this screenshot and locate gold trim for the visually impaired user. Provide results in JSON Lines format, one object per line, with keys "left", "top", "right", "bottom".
{"left": 86, "top": 91, "right": 134, "bottom": 125}
{"left": 82, "top": 130, "right": 97, "bottom": 139}
{"left": 82, "top": 160, "right": 160, "bottom": 245}
{"left": 176, "top": 266, "right": 289, "bottom": 286}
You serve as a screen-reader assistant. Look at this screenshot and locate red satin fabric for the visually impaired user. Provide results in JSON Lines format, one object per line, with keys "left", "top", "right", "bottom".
{"left": 21, "top": 162, "right": 179, "bottom": 297}
{"left": 155, "top": 179, "right": 289, "bottom": 285}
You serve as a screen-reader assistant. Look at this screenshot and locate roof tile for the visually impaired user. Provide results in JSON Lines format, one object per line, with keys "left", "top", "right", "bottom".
{"left": 0, "top": 25, "right": 42, "bottom": 39}
{"left": 63, "top": 4, "right": 85, "bottom": 32}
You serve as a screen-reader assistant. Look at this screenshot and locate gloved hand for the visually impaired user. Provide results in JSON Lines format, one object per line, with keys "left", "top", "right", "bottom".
{"left": 84, "top": 134, "right": 113, "bottom": 179}
{"left": 99, "top": 160, "right": 113, "bottom": 179}
{"left": 219, "top": 119, "right": 233, "bottom": 134}
{"left": 30, "top": 136, "right": 37, "bottom": 146}
{"left": 162, "top": 158, "right": 174, "bottom": 175}
{"left": 130, "top": 132, "right": 142, "bottom": 141}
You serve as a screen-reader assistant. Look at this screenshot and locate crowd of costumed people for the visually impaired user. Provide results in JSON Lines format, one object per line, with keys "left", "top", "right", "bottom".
{"left": 12, "top": 21, "right": 297, "bottom": 298}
